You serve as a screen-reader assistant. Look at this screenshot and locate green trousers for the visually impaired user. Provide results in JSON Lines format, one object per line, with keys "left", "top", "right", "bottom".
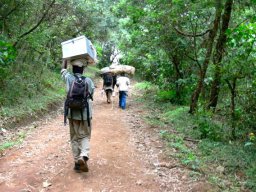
{"left": 69, "top": 119, "right": 91, "bottom": 162}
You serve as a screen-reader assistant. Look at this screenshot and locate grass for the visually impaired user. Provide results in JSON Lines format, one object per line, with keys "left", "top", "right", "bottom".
{"left": 0, "top": 88, "right": 64, "bottom": 118}
{"left": 133, "top": 81, "right": 256, "bottom": 192}
{"left": 0, "top": 131, "right": 26, "bottom": 153}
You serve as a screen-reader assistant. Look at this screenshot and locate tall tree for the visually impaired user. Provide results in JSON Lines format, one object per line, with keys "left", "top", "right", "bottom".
{"left": 208, "top": 0, "right": 233, "bottom": 109}
{"left": 189, "top": 0, "right": 222, "bottom": 113}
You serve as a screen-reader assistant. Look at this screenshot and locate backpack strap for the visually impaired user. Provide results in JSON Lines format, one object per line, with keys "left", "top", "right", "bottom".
{"left": 68, "top": 80, "right": 76, "bottom": 98}
{"left": 81, "top": 76, "right": 91, "bottom": 127}
{"left": 64, "top": 100, "right": 68, "bottom": 126}
{"left": 82, "top": 76, "right": 93, "bottom": 101}
{"left": 87, "top": 104, "right": 91, "bottom": 127}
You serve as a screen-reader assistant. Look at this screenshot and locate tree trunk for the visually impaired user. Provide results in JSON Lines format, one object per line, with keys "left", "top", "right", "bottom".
{"left": 189, "top": 0, "right": 222, "bottom": 114}
{"left": 208, "top": 0, "right": 233, "bottom": 110}
{"left": 172, "top": 54, "right": 183, "bottom": 103}
{"left": 226, "top": 78, "right": 237, "bottom": 139}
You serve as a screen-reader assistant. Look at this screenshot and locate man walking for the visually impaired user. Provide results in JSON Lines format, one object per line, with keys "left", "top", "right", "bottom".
{"left": 116, "top": 73, "right": 130, "bottom": 109}
{"left": 61, "top": 59, "right": 95, "bottom": 172}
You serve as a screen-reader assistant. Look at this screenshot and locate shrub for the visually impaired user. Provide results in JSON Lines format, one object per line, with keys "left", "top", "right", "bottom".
{"left": 156, "top": 90, "right": 176, "bottom": 102}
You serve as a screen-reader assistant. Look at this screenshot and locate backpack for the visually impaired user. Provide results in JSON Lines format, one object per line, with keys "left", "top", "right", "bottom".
{"left": 104, "top": 73, "right": 113, "bottom": 86}
{"left": 64, "top": 75, "right": 92, "bottom": 126}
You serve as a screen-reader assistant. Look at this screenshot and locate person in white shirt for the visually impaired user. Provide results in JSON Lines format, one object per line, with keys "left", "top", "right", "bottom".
{"left": 116, "top": 73, "right": 130, "bottom": 109}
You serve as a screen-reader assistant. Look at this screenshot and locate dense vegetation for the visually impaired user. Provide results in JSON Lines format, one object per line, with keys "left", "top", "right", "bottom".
{"left": 1, "top": 0, "right": 256, "bottom": 191}
{"left": 0, "top": 0, "right": 115, "bottom": 123}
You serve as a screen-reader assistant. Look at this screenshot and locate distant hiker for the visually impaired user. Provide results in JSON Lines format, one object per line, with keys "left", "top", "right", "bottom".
{"left": 61, "top": 59, "right": 95, "bottom": 173}
{"left": 102, "top": 72, "right": 113, "bottom": 103}
{"left": 116, "top": 73, "right": 130, "bottom": 109}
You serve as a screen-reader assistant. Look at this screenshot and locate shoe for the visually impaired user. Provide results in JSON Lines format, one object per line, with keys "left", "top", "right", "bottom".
{"left": 74, "top": 162, "right": 81, "bottom": 173}
{"left": 83, "top": 156, "right": 89, "bottom": 161}
{"left": 78, "top": 156, "right": 89, "bottom": 172}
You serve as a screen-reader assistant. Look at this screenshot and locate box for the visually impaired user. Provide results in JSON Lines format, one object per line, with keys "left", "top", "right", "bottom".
{"left": 61, "top": 36, "right": 97, "bottom": 65}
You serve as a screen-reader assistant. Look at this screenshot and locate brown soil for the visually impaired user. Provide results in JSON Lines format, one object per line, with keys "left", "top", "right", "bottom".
{"left": 0, "top": 81, "right": 215, "bottom": 192}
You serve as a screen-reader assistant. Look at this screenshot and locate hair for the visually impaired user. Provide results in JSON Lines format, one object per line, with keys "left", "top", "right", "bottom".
{"left": 120, "top": 72, "right": 125, "bottom": 76}
{"left": 72, "top": 65, "right": 84, "bottom": 74}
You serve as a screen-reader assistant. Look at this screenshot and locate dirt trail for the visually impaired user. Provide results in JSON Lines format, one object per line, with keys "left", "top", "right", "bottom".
{"left": 0, "top": 81, "right": 210, "bottom": 192}
{"left": 0, "top": 81, "right": 161, "bottom": 192}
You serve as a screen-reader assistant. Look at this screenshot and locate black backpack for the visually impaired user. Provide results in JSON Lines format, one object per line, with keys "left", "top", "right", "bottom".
{"left": 64, "top": 75, "right": 93, "bottom": 126}
{"left": 104, "top": 73, "right": 113, "bottom": 86}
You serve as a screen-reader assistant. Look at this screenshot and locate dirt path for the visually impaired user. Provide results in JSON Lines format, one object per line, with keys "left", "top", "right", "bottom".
{"left": 0, "top": 81, "right": 160, "bottom": 192}
{"left": 0, "top": 81, "right": 210, "bottom": 192}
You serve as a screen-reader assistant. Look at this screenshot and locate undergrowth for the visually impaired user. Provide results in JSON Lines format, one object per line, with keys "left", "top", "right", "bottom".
{"left": 133, "top": 81, "right": 256, "bottom": 192}
{"left": 0, "top": 71, "right": 64, "bottom": 124}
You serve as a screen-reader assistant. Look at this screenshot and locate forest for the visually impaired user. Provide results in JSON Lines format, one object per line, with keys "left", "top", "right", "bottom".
{"left": 1, "top": 0, "right": 256, "bottom": 191}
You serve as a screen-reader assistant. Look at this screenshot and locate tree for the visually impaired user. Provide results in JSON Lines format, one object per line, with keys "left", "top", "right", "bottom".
{"left": 208, "top": 0, "right": 233, "bottom": 110}
{"left": 189, "top": 0, "right": 222, "bottom": 113}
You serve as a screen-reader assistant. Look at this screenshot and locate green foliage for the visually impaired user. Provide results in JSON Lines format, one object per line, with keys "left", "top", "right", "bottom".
{"left": 84, "top": 65, "right": 100, "bottom": 78}
{"left": 164, "top": 106, "right": 189, "bottom": 119}
{"left": 0, "top": 141, "right": 16, "bottom": 152}
{"left": 0, "top": 39, "right": 16, "bottom": 85}
{"left": 134, "top": 81, "right": 155, "bottom": 90}
{"left": 0, "top": 39, "right": 16, "bottom": 65}
{"left": 134, "top": 82, "right": 256, "bottom": 190}
{"left": 195, "top": 110, "right": 223, "bottom": 141}
{"left": 160, "top": 131, "right": 200, "bottom": 169}
{"left": 163, "top": 106, "right": 193, "bottom": 134}
{"left": 0, "top": 131, "right": 26, "bottom": 152}
{"left": 113, "top": 0, "right": 256, "bottom": 142}
{"left": 156, "top": 90, "right": 176, "bottom": 102}
{"left": 0, "top": 70, "right": 64, "bottom": 120}
{"left": 0, "top": 0, "right": 113, "bottom": 108}
{"left": 246, "top": 165, "right": 256, "bottom": 190}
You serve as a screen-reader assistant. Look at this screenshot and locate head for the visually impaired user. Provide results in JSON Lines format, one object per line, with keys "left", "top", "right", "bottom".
{"left": 120, "top": 72, "right": 125, "bottom": 76}
{"left": 72, "top": 65, "right": 84, "bottom": 74}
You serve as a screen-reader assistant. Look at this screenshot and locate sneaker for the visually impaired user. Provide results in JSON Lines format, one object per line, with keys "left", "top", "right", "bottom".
{"left": 78, "top": 157, "right": 89, "bottom": 172}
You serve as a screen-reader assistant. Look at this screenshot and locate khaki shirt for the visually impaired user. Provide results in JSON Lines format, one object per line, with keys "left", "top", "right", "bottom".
{"left": 61, "top": 69, "right": 95, "bottom": 120}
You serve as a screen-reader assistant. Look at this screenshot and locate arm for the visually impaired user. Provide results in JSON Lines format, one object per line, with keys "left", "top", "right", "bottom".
{"left": 116, "top": 78, "right": 119, "bottom": 87}
{"left": 62, "top": 59, "right": 67, "bottom": 69}
{"left": 61, "top": 59, "right": 71, "bottom": 83}
{"left": 127, "top": 78, "right": 130, "bottom": 86}
{"left": 89, "top": 78, "right": 95, "bottom": 97}
{"left": 102, "top": 75, "right": 105, "bottom": 89}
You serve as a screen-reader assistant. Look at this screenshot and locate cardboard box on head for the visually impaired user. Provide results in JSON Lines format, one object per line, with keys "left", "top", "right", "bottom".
{"left": 61, "top": 36, "right": 97, "bottom": 66}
